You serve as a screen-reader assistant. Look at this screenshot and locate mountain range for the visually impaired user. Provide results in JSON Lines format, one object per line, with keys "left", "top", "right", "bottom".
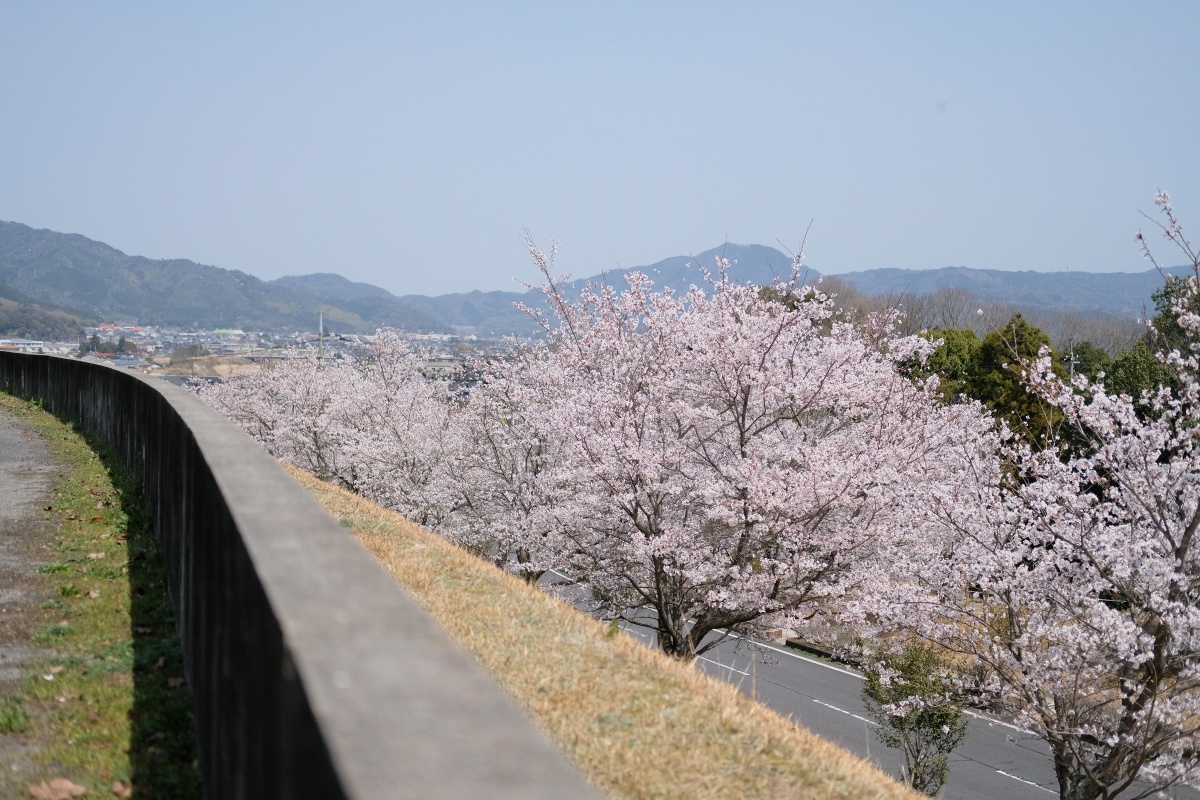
{"left": 0, "top": 221, "right": 442, "bottom": 335}
{"left": 832, "top": 265, "right": 1171, "bottom": 319}
{"left": 0, "top": 220, "right": 1182, "bottom": 340}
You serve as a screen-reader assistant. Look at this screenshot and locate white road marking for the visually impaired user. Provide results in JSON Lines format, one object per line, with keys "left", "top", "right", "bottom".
{"left": 697, "top": 656, "right": 749, "bottom": 676}
{"left": 996, "top": 770, "right": 1055, "bottom": 794}
{"left": 811, "top": 698, "right": 878, "bottom": 727}
{"left": 720, "top": 633, "right": 1041, "bottom": 738}
{"left": 724, "top": 631, "right": 863, "bottom": 679}
{"left": 963, "top": 707, "right": 1034, "bottom": 735}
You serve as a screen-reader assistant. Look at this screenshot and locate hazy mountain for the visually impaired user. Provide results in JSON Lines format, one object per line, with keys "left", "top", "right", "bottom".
{"left": 394, "top": 290, "right": 540, "bottom": 337}
{"left": 3, "top": 218, "right": 1184, "bottom": 340}
{"left": 272, "top": 272, "right": 538, "bottom": 335}
{"left": 0, "top": 222, "right": 441, "bottom": 333}
{"left": 593, "top": 243, "right": 810, "bottom": 291}
{"left": 827, "top": 265, "right": 1181, "bottom": 318}
{"left": 383, "top": 243, "right": 812, "bottom": 335}
{"left": 273, "top": 272, "right": 395, "bottom": 303}
{"left": 270, "top": 273, "right": 447, "bottom": 332}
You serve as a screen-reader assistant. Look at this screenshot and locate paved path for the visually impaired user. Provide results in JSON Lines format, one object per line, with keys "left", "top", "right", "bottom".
{"left": 0, "top": 405, "right": 62, "bottom": 792}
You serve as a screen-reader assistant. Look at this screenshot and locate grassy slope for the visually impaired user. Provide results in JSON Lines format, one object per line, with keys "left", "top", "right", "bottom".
{"left": 0, "top": 393, "right": 199, "bottom": 798}
{"left": 286, "top": 464, "right": 918, "bottom": 800}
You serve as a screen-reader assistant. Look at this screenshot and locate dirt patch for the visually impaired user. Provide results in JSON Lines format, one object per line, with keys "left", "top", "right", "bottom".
{"left": 156, "top": 355, "right": 261, "bottom": 378}
{"left": 0, "top": 407, "right": 63, "bottom": 790}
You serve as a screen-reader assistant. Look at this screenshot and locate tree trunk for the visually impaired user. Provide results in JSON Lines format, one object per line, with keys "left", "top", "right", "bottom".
{"left": 656, "top": 608, "right": 696, "bottom": 660}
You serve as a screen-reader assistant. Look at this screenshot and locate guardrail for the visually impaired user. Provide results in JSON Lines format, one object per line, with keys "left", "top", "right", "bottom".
{"left": 0, "top": 353, "right": 598, "bottom": 800}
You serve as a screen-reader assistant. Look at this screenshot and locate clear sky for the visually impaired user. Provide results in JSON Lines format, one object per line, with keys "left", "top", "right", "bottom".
{"left": 2, "top": 2, "right": 1197, "bottom": 297}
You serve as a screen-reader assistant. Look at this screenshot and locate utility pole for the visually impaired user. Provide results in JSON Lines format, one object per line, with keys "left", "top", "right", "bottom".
{"left": 319, "top": 312, "right": 324, "bottom": 361}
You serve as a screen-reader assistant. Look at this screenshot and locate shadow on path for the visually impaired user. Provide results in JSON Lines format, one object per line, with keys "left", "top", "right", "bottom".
{"left": 92, "top": 437, "right": 202, "bottom": 799}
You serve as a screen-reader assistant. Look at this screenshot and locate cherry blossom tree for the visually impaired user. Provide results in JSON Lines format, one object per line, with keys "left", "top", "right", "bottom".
{"left": 196, "top": 353, "right": 364, "bottom": 485}
{"left": 339, "top": 332, "right": 462, "bottom": 527}
{"left": 872, "top": 193, "right": 1200, "bottom": 800}
{"left": 437, "top": 359, "right": 560, "bottom": 579}
{"left": 196, "top": 333, "right": 462, "bottom": 528}
{"left": 192, "top": 196, "right": 1200, "bottom": 797}
{"left": 516, "top": 238, "right": 996, "bottom": 660}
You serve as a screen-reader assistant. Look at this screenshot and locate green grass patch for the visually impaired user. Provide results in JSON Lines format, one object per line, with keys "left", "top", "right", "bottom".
{"left": 0, "top": 698, "right": 30, "bottom": 734}
{"left": 32, "top": 621, "right": 71, "bottom": 644}
{"left": 0, "top": 391, "right": 201, "bottom": 798}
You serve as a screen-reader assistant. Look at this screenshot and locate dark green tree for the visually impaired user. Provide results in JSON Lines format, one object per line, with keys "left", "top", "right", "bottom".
{"left": 169, "top": 344, "right": 209, "bottom": 361}
{"left": 919, "top": 328, "right": 982, "bottom": 401}
{"left": 1130, "top": 192, "right": 1199, "bottom": 409}
{"left": 962, "top": 314, "right": 1064, "bottom": 448}
{"left": 1105, "top": 340, "right": 1176, "bottom": 406}
{"left": 1064, "top": 341, "right": 1109, "bottom": 383}
{"left": 1149, "top": 275, "right": 1197, "bottom": 357}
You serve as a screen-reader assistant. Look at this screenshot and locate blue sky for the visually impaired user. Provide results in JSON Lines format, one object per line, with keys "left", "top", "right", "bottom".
{"left": 1, "top": 2, "right": 1197, "bottom": 296}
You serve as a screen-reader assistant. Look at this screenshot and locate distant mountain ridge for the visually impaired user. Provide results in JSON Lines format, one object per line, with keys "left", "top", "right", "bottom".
{"left": 371, "top": 243, "right": 814, "bottom": 336}
{"left": 375, "top": 244, "right": 1172, "bottom": 334}
{"left": 600, "top": 243, "right": 809, "bottom": 290}
{"left": 828, "top": 265, "right": 1179, "bottom": 317}
{"left": 0, "top": 220, "right": 1184, "bottom": 339}
{"left": 0, "top": 221, "right": 442, "bottom": 333}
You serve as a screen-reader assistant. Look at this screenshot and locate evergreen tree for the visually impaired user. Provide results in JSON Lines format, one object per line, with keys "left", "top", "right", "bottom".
{"left": 963, "top": 314, "right": 1063, "bottom": 448}
{"left": 920, "top": 328, "right": 982, "bottom": 401}
{"left": 1105, "top": 341, "right": 1176, "bottom": 408}
{"left": 1065, "top": 341, "right": 1109, "bottom": 383}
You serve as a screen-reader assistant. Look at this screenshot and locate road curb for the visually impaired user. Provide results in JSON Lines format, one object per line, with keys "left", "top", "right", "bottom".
{"left": 784, "top": 638, "right": 865, "bottom": 669}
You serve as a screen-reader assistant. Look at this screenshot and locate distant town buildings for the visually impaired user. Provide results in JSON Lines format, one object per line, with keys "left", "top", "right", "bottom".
{"left": 0, "top": 338, "right": 76, "bottom": 353}
{"left": 0, "top": 338, "right": 43, "bottom": 352}
{"left": 66, "top": 322, "right": 521, "bottom": 380}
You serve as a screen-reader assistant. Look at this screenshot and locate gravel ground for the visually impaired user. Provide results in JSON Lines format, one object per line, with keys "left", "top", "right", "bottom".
{"left": 0, "top": 406, "right": 62, "bottom": 787}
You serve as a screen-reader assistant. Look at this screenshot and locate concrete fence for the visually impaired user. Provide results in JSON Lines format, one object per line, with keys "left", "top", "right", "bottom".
{"left": 0, "top": 352, "right": 597, "bottom": 800}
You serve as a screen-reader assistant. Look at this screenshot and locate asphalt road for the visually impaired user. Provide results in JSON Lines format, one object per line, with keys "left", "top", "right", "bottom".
{"left": 542, "top": 574, "right": 1200, "bottom": 800}
{"left": 685, "top": 628, "right": 1060, "bottom": 800}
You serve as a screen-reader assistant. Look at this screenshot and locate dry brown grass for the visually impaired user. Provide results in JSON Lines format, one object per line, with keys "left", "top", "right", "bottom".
{"left": 156, "top": 355, "right": 261, "bottom": 378}
{"left": 285, "top": 464, "right": 918, "bottom": 800}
